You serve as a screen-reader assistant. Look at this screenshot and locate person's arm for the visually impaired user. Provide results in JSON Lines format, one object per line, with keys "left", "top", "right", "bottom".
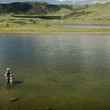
{"left": 12, "top": 72, "right": 16, "bottom": 79}
{"left": 4, "top": 72, "right": 7, "bottom": 79}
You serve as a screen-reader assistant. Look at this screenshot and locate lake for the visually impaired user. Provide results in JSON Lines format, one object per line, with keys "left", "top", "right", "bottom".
{"left": 0, "top": 33, "right": 110, "bottom": 110}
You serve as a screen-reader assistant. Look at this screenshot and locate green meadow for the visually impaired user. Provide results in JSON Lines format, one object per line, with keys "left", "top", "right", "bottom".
{"left": 0, "top": 3, "right": 110, "bottom": 33}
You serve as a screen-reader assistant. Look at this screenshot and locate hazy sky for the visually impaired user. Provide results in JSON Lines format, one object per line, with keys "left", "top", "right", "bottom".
{"left": 0, "top": 0, "right": 110, "bottom": 4}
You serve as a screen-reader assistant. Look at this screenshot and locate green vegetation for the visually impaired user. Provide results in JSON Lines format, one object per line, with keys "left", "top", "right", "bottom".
{"left": 64, "top": 3, "right": 110, "bottom": 24}
{"left": 0, "top": 2, "right": 110, "bottom": 33}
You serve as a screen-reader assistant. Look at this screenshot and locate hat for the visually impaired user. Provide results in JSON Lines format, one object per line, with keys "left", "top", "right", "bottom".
{"left": 6, "top": 68, "right": 11, "bottom": 71}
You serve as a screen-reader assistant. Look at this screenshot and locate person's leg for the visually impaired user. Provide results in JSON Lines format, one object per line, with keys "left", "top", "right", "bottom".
{"left": 10, "top": 77, "right": 13, "bottom": 87}
{"left": 7, "top": 77, "right": 10, "bottom": 88}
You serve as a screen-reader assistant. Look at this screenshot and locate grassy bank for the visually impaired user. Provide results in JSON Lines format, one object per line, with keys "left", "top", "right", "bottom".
{"left": 0, "top": 3, "right": 110, "bottom": 33}
{"left": 0, "top": 25, "right": 110, "bottom": 33}
{"left": 0, "top": 17, "right": 110, "bottom": 33}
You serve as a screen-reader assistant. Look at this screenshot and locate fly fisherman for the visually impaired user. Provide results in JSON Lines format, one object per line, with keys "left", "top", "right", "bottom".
{"left": 4, "top": 68, "right": 15, "bottom": 87}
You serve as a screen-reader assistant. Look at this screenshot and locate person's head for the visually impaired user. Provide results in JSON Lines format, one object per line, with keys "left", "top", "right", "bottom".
{"left": 6, "top": 68, "right": 11, "bottom": 72}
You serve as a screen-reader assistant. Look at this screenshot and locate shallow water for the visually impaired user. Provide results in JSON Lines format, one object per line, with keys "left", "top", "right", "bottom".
{"left": 0, "top": 33, "right": 110, "bottom": 110}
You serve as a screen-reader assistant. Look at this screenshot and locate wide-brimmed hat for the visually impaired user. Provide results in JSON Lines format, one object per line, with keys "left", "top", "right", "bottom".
{"left": 6, "top": 68, "right": 11, "bottom": 71}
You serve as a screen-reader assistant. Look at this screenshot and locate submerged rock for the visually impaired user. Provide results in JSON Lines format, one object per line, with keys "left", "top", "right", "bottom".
{"left": 48, "top": 108, "right": 53, "bottom": 110}
{"left": 9, "top": 97, "right": 19, "bottom": 102}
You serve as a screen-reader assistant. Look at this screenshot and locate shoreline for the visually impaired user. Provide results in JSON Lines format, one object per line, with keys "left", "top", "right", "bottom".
{"left": 0, "top": 27, "right": 110, "bottom": 34}
{"left": 0, "top": 22, "right": 110, "bottom": 34}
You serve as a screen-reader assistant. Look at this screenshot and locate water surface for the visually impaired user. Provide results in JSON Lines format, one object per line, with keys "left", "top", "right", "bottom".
{"left": 0, "top": 33, "right": 110, "bottom": 110}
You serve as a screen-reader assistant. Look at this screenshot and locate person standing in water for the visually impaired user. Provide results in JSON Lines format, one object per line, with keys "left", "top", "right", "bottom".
{"left": 4, "top": 68, "right": 15, "bottom": 87}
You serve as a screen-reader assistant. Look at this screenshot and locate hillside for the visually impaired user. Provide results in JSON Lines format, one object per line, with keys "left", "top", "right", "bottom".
{"left": 0, "top": 2, "right": 72, "bottom": 14}
{"left": 0, "top": 2, "right": 110, "bottom": 24}
{"left": 65, "top": 3, "right": 110, "bottom": 24}
{"left": 0, "top": 2, "right": 110, "bottom": 33}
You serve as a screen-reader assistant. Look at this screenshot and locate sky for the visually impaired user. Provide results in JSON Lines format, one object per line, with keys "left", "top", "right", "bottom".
{"left": 0, "top": 0, "right": 110, "bottom": 4}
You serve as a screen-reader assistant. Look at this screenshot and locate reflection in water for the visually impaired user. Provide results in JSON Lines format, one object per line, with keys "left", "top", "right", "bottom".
{"left": 0, "top": 33, "right": 110, "bottom": 95}
{"left": 0, "top": 33, "right": 110, "bottom": 76}
{"left": 79, "top": 35, "right": 110, "bottom": 78}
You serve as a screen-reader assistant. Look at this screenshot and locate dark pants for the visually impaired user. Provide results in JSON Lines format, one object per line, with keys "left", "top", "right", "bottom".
{"left": 7, "top": 77, "right": 11, "bottom": 88}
